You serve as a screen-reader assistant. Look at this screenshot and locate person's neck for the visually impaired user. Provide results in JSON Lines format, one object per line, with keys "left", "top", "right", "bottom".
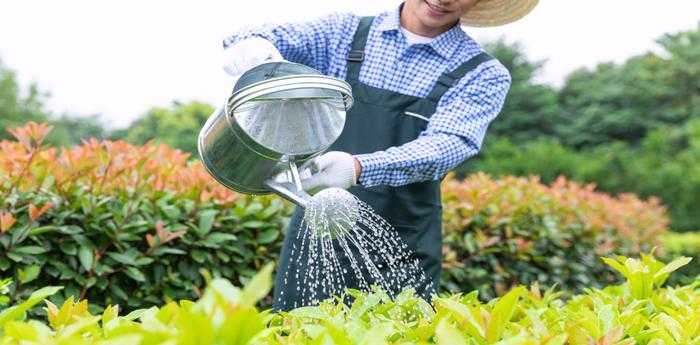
{"left": 399, "top": 3, "right": 457, "bottom": 37}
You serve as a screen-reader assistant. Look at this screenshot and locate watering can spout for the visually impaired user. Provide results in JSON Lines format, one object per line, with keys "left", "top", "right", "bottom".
{"left": 264, "top": 180, "right": 311, "bottom": 208}
{"left": 264, "top": 160, "right": 313, "bottom": 208}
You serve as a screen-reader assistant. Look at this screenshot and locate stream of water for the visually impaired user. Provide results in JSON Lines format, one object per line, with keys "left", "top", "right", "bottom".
{"left": 277, "top": 188, "right": 432, "bottom": 308}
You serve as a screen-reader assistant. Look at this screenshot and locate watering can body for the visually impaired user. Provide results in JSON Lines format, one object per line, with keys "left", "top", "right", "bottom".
{"left": 198, "top": 62, "right": 354, "bottom": 204}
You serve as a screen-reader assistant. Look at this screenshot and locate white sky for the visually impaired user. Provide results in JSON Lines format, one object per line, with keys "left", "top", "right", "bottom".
{"left": 1, "top": 1, "right": 699, "bottom": 129}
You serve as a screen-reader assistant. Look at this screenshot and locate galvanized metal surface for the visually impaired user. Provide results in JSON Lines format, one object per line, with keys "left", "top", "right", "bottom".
{"left": 198, "top": 62, "right": 353, "bottom": 201}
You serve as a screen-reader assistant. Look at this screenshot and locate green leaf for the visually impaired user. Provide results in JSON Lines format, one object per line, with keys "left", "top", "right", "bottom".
{"left": 0, "top": 286, "right": 62, "bottom": 327}
{"left": 653, "top": 257, "right": 692, "bottom": 285}
{"left": 12, "top": 245, "right": 47, "bottom": 255}
{"left": 151, "top": 247, "right": 187, "bottom": 256}
{"left": 257, "top": 229, "right": 279, "bottom": 244}
{"left": 241, "top": 221, "right": 268, "bottom": 229}
{"left": 28, "top": 226, "right": 58, "bottom": 236}
{"left": 289, "top": 306, "right": 328, "bottom": 320}
{"left": 160, "top": 205, "right": 181, "bottom": 220}
{"left": 78, "top": 245, "right": 93, "bottom": 272}
{"left": 658, "top": 313, "right": 683, "bottom": 342}
{"left": 259, "top": 202, "right": 283, "bottom": 219}
{"left": 59, "top": 242, "right": 77, "bottom": 256}
{"left": 102, "top": 305, "right": 119, "bottom": 326}
{"left": 486, "top": 286, "right": 526, "bottom": 343}
{"left": 436, "top": 298, "right": 485, "bottom": 339}
{"left": 58, "top": 225, "right": 84, "bottom": 235}
{"left": 191, "top": 250, "right": 207, "bottom": 263}
{"left": 240, "top": 262, "right": 274, "bottom": 306}
{"left": 544, "top": 334, "right": 569, "bottom": 345}
{"left": 206, "top": 232, "right": 237, "bottom": 243}
{"left": 243, "top": 202, "right": 264, "bottom": 217}
{"left": 0, "top": 258, "right": 10, "bottom": 271}
{"left": 435, "top": 318, "right": 469, "bottom": 345}
{"left": 6, "top": 252, "right": 23, "bottom": 262}
{"left": 197, "top": 210, "right": 218, "bottom": 236}
{"left": 110, "top": 282, "right": 129, "bottom": 301}
{"left": 124, "top": 267, "right": 146, "bottom": 282}
{"left": 106, "top": 252, "right": 137, "bottom": 266}
{"left": 11, "top": 226, "right": 32, "bottom": 246}
{"left": 18, "top": 265, "right": 41, "bottom": 284}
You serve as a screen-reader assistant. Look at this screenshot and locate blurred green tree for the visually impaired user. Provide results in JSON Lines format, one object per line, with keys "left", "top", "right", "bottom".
{"left": 484, "top": 40, "right": 562, "bottom": 143}
{"left": 0, "top": 57, "right": 108, "bottom": 146}
{"left": 115, "top": 101, "right": 214, "bottom": 154}
{"left": 49, "top": 115, "right": 108, "bottom": 146}
{"left": 556, "top": 22, "right": 700, "bottom": 148}
{"left": 0, "top": 58, "right": 49, "bottom": 138}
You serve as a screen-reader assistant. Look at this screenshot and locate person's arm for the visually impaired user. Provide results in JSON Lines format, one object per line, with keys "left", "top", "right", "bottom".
{"left": 355, "top": 60, "right": 512, "bottom": 187}
{"left": 222, "top": 12, "right": 356, "bottom": 74}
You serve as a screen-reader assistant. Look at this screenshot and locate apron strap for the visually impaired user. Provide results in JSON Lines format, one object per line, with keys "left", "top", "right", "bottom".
{"left": 346, "top": 16, "right": 375, "bottom": 83}
{"left": 426, "top": 52, "right": 494, "bottom": 103}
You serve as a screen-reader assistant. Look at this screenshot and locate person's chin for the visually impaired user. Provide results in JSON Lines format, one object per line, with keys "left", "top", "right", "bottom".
{"left": 418, "top": 7, "right": 454, "bottom": 26}
{"left": 419, "top": 16, "right": 452, "bottom": 30}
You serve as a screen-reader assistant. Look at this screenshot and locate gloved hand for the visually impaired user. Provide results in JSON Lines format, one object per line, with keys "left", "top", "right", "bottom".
{"left": 222, "top": 37, "right": 284, "bottom": 77}
{"left": 299, "top": 151, "right": 360, "bottom": 194}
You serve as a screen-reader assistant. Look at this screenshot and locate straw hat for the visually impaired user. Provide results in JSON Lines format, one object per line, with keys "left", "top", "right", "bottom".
{"left": 460, "top": 0, "right": 539, "bottom": 27}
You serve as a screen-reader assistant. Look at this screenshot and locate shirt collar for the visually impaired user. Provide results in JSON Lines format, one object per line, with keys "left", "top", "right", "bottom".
{"left": 375, "top": 5, "right": 402, "bottom": 33}
{"left": 375, "top": 3, "right": 470, "bottom": 60}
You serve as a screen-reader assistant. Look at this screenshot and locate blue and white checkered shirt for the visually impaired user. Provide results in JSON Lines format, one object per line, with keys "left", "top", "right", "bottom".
{"left": 223, "top": 5, "right": 511, "bottom": 188}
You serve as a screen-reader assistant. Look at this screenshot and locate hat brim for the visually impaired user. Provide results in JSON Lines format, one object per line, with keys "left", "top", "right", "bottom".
{"left": 461, "top": 0, "right": 539, "bottom": 27}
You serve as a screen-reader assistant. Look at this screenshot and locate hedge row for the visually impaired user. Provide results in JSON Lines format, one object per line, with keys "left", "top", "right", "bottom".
{"left": 440, "top": 172, "right": 669, "bottom": 299}
{"left": 661, "top": 231, "right": 700, "bottom": 286}
{"left": 0, "top": 123, "right": 670, "bottom": 312}
{"left": 1, "top": 123, "right": 288, "bottom": 311}
{"left": 1, "top": 254, "right": 697, "bottom": 344}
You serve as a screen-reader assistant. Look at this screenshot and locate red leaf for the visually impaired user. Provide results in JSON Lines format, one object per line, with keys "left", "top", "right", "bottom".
{"left": 0, "top": 212, "right": 17, "bottom": 233}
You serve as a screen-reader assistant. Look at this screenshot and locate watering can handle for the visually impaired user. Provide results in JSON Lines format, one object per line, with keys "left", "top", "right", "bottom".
{"left": 288, "top": 161, "right": 304, "bottom": 192}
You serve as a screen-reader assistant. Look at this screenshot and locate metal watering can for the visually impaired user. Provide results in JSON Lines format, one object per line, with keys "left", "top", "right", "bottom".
{"left": 198, "top": 61, "right": 354, "bottom": 208}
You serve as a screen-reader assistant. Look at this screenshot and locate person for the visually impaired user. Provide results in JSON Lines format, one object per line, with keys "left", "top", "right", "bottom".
{"left": 222, "top": 0, "right": 539, "bottom": 311}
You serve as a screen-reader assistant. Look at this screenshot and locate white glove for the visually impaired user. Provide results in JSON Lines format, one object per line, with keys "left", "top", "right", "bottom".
{"left": 222, "top": 37, "right": 284, "bottom": 77}
{"left": 300, "top": 151, "right": 359, "bottom": 194}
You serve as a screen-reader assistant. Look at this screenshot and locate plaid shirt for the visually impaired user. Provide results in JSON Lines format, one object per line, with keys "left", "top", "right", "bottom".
{"left": 223, "top": 6, "right": 511, "bottom": 188}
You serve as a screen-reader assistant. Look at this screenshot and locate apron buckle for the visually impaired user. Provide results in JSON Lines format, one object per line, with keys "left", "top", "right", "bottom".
{"left": 347, "top": 50, "right": 365, "bottom": 62}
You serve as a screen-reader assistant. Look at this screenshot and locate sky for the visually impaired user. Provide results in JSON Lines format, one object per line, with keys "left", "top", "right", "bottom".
{"left": 1, "top": 1, "right": 699, "bottom": 129}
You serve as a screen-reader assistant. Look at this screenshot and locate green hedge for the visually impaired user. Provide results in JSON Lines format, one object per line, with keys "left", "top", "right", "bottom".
{"left": 458, "top": 118, "right": 700, "bottom": 232}
{"left": 440, "top": 173, "right": 667, "bottom": 300}
{"left": 0, "top": 123, "right": 289, "bottom": 313}
{"left": 0, "top": 123, "right": 669, "bottom": 313}
{"left": 1, "top": 254, "right": 698, "bottom": 344}
{"left": 662, "top": 232, "right": 700, "bottom": 286}
{"left": 1, "top": 187, "right": 287, "bottom": 313}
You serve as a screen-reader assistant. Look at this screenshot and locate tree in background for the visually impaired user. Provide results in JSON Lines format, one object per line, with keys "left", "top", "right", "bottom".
{"left": 49, "top": 115, "right": 108, "bottom": 147}
{"left": 658, "top": 22, "right": 700, "bottom": 125}
{"left": 0, "top": 58, "right": 108, "bottom": 146}
{"left": 114, "top": 101, "right": 214, "bottom": 154}
{"left": 556, "top": 22, "right": 700, "bottom": 148}
{"left": 462, "top": 118, "right": 700, "bottom": 231}
{"left": 0, "top": 58, "right": 48, "bottom": 138}
{"left": 483, "top": 40, "right": 562, "bottom": 144}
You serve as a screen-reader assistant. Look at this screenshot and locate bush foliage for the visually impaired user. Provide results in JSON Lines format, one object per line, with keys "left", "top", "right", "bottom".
{"left": 0, "top": 123, "right": 669, "bottom": 312}
{"left": 661, "top": 231, "right": 700, "bottom": 286}
{"left": 0, "top": 123, "right": 289, "bottom": 312}
{"left": 441, "top": 172, "right": 668, "bottom": 299}
{"left": 0, "top": 254, "right": 698, "bottom": 344}
{"left": 459, "top": 117, "right": 700, "bottom": 231}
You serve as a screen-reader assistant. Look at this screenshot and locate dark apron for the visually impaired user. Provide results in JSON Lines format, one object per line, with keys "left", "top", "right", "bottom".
{"left": 272, "top": 17, "right": 493, "bottom": 311}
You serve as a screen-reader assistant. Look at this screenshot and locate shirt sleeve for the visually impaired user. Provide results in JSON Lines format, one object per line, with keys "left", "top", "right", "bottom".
{"left": 355, "top": 60, "right": 512, "bottom": 187}
{"left": 222, "top": 12, "right": 357, "bottom": 75}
